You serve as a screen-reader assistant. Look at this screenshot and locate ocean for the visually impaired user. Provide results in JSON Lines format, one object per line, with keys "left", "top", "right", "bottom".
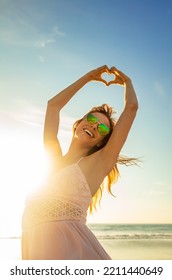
{"left": 0, "top": 224, "right": 172, "bottom": 260}
{"left": 88, "top": 223, "right": 172, "bottom": 240}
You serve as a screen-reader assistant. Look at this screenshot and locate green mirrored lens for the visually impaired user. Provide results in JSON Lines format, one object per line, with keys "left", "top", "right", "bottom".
{"left": 98, "top": 124, "right": 110, "bottom": 135}
{"left": 86, "top": 114, "right": 110, "bottom": 136}
{"left": 86, "top": 114, "right": 98, "bottom": 124}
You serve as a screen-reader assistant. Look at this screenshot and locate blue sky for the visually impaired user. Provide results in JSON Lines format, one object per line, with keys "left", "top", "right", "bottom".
{"left": 0, "top": 0, "right": 172, "bottom": 236}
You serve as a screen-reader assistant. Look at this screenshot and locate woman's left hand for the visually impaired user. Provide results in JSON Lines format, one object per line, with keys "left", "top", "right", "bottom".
{"left": 108, "top": 66, "right": 131, "bottom": 86}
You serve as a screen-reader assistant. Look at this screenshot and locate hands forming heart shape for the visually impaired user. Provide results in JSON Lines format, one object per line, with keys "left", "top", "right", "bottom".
{"left": 101, "top": 72, "right": 117, "bottom": 86}
{"left": 90, "top": 65, "right": 129, "bottom": 87}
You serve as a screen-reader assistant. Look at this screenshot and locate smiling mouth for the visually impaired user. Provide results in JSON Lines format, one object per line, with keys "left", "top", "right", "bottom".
{"left": 83, "top": 128, "right": 94, "bottom": 138}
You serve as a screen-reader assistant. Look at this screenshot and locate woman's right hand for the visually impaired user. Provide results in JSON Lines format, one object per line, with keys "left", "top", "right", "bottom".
{"left": 87, "top": 65, "right": 109, "bottom": 86}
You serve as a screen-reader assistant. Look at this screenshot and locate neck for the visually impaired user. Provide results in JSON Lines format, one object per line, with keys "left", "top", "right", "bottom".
{"left": 64, "top": 139, "right": 89, "bottom": 162}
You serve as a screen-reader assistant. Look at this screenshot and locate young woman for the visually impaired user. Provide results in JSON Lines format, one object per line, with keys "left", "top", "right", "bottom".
{"left": 22, "top": 65, "right": 138, "bottom": 259}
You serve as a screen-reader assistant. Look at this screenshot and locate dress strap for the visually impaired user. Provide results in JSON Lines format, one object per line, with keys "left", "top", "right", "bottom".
{"left": 76, "top": 157, "right": 84, "bottom": 164}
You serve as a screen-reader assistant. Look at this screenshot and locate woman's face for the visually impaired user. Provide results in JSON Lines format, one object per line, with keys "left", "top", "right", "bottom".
{"left": 74, "top": 112, "right": 111, "bottom": 148}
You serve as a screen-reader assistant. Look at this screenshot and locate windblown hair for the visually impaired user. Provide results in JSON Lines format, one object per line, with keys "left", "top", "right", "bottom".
{"left": 72, "top": 104, "right": 138, "bottom": 213}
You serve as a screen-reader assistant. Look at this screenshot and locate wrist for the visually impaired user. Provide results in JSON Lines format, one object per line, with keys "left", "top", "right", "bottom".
{"left": 85, "top": 72, "right": 94, "bottom": 82}
{"left": 124, "top": 78, "right": 132, "bottom": 87}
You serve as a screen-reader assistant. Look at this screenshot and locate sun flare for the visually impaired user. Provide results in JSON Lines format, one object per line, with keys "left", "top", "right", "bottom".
{"left": 0, "top": 130, "right": 51, "bottom": 237}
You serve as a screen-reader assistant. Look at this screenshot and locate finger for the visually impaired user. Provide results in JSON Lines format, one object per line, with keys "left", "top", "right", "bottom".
{"left": 97, "top": 65, "right": 107, "bottom": 71}
{"left": 101, "top": 79, "right": 108, "bottom": 86}
{"left": 110, "top": 66, "right": 124, "bottom": 75}
{"left": 107, "top": 76, "right": 123, "bottom": 86}
{"left": 101, "top": 64, "right": 108, "bottom": 69}
{"left": 95, "top": 76, "right": 108, "bottom": 86}
{"left": 110, "top": 66, "right": 117, "bottom": 73}
{"left": 107, "top": 80, "right": 115, "bottom": 86}
{"left": 99, "top": 65, "right": 109, "bottom": 73}
{"left": 111, "top": 67, "right": 129, "bottom": 83}
{"left": 115, "top": 69, "right": 129, "bottom": 81}
{"left": 111, "top": 67, "right": 123, "bottom": 77}
{"left": 99, "top": 76, "right": 108, "bottom": 86}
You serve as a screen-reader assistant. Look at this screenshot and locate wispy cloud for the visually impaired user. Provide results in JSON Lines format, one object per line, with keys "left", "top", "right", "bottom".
{"left": 1, "top": 98, "right": 75, "bottom": 132}
{"left": 0, "top": 1, "right": 65, "bottom": 48}
{"left": 1, "top": 98, "right": 75, "bottom": 154}
{"left": 34, "top": 25, "right": 65, "bottom": 49}
{"left": 35, "top": 38, "right": 55, "bottom": 49}
{"left": 52, "top": 25, "right": 66, "bottom": 37}
{"left": 0, "top": 103, "right": 45, "bottom": 128}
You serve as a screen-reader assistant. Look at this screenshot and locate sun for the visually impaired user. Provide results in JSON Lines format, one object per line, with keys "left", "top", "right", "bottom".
{"left": 0, "top": 128, "right": 52, "bottom": 239}
{"left": 16, "top": 138, "right": 49, "bottom": 196}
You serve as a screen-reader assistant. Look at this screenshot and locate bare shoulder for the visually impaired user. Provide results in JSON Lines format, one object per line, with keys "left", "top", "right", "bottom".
{"left": 44, "top": 139, "right": 62, "bottom": 156}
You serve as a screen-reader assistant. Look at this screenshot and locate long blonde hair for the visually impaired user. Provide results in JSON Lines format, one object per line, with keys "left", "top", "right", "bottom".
{"left": 73, "top": 104, "right": 138, "bottom": 213}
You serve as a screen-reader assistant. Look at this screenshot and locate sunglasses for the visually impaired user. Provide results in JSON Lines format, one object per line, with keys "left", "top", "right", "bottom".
{"left": 86, "top": 114, "right": 110, "bottom": 136}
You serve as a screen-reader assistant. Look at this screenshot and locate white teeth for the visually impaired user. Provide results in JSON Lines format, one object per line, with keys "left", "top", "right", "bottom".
{"left": 84, "top": 129, "right": 93, "bottom": 138}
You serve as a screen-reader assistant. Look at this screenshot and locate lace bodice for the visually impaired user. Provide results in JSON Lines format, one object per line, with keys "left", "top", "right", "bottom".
{"left": 22, "top": 161, "right": 92, "bottom": 229}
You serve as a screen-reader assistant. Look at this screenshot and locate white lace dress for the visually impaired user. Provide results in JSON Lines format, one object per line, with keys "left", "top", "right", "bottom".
{"left": 22, "top": 160, "right": 111, "bottom": 260}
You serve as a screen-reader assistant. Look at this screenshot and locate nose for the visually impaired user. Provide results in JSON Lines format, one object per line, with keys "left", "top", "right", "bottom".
{"left": 91, "top": 123, "right": 98, "bottom": 130}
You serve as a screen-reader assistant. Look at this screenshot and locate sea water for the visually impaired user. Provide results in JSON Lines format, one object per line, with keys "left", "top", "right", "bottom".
{"left": 88, "top": 223, "right": 172, "bottom": 240}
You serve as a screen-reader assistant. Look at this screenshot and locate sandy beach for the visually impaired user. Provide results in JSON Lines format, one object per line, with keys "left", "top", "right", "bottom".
{"left": 100, "top": 239, "right": 172, "bottom": 260}
{"left": 0, "top": 238, "right": 172, "bottom": 260}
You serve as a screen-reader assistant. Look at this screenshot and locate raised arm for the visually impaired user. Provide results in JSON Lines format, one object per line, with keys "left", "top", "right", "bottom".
{"left": 101, "top": 66, "right": 138, "bottom": 173}
{"left": 43, "top": 65, "right": 109, "bottom": 156}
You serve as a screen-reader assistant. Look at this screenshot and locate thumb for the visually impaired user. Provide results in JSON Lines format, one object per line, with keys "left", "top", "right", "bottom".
{"left": 99, "top": 75, "right": 108, "bottom": 86}
{"left": 99, "top": 77, "right": 108, "bottom": 86}
{"left": 101, "top": 78, "right": 108, "bottom": 86}
{"left": 107, "top": 79, "right": 116, "bottom": 86}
